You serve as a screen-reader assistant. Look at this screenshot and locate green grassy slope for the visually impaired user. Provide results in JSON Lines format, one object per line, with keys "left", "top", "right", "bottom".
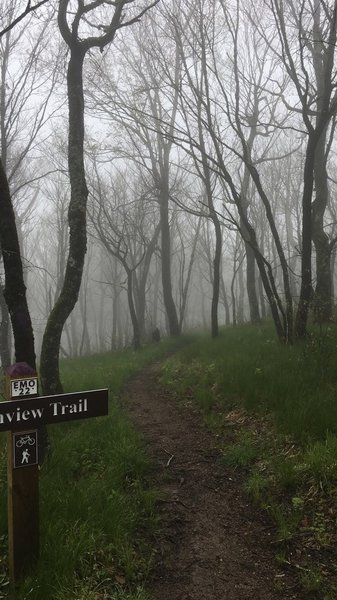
{"left": 161, "top": 322, "right": 337, "bottom": 598}
{"left": 0, "top": 337, "right": 186, "bottom": 600}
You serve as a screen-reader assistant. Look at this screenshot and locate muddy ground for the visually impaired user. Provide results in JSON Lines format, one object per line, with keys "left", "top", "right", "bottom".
{"left": 123, "top": 362, "right": 302, "bottom": 600}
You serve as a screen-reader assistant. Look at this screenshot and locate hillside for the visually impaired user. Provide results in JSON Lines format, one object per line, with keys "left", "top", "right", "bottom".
{"left": 1, "top": 324, "right": 337, "bottom": 598}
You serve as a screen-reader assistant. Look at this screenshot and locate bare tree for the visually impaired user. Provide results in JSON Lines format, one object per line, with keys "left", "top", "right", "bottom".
{"left": 0, "top": 158, "right": 36, "bottom": 366}
{"left": 40, "top": 0, "right": 158, "bottom": 394}
{"left": 0, "top": 0, "right": 49, "bottom": 38}
{"left": 257, "top": 0, "right": 337, "bottom": 335}
{"left": 0, "top": 2, "right": 54, "bottom": 368}
{"left": 175, "top": 213, "right": 202, "bottom": 331}
{"left": 89, "top": 168, "right": 160, "bottom": 349}
{"left": 86, "top": 11, "right": 184, "bottom": 337}
{"left": 164, "top": 0, "right": 292, "bottom": 341}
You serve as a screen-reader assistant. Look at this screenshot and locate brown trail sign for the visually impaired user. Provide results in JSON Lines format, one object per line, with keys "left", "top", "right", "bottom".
{"left": 0, "top": 389, "right": 109, "bottom": 432}
{"left": 3, "top": 362, "right": 109, "bottom": 583}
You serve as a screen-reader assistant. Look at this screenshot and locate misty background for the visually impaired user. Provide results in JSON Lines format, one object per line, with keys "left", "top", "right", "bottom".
{"left": 1, "top": 0, "right": 337, "bottom": 361}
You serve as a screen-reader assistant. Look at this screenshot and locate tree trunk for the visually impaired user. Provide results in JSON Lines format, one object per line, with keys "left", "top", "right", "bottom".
{"left": 295, "top": 135, "right": 317, "bottom": 338}
{"left": 311, "top": 0, "right": 335, "bottom": 323}
{"left": 151, "top": 257, "right": 160, "bottom": 331}
{"left": 97, "top": 283, "right": 106, "bottom": 352}
{"left": 40, "top": 48, "right": 87, "bottom": 394}
{"left": 245, "top": 241, "right": 260, "bottom": 322}
{"left": 240, "top": 167, "right": 260, "bottom": 324}
{"left": 248, "top": 164, "right": 293, "bottom": 342}
{"left": 134, "top": 222, "right": 160, "bottom": 340}
{"left": 331, "top": 245, "right": 336, "bottom": 302}
{"left": 0, "top": 157, "right": 49, "bottom": 460}
{"left": 312, "top": 132, "right": 333, "bottom": 322}
{"left": 111, "top": 288, "right": 119, "bottom": 350}
{"left": 220, "top": 272, "right": 231, "bottom": 326}
{"left": 200, "top": 275, "right": 208, "bottom": 330}
{"left": 238, "top": 204, "right": 286, "bottom": 341}
{"left": 237, "top": 257, "right": 245, "bottom": 324}
{"left": 231, "top": 268, "right": 237, "bottom": 327}
{"left": 284, "top": 196, "right": 298, "bottom": 300}
{"left": 159, "top": 181, "right": 180, "bottom": 336}
{"left": 0, "top": 158, "right": 36, "bottom": 368}
{"left": 257, "top": 273, "right": 267, "bottom": 319}
{"left": 179, "top": 217, "right": 201, "bottom": 331}
{"left": 79, "top": 293, "right": 91, "bottom": 356}
{"left": 133, "top": 274, "right": 146, "bottom": 341}
{"left": 0, "top": 282, "right": 11, "bottom": 368}
{"left": 211, "top": 214, "right": 222, "bottom": 337}
{"left": 295, "top": 0, "right": 337, "bottom": 336}
{"left": 127, "top": 269, "right": 141, "bottom": 350}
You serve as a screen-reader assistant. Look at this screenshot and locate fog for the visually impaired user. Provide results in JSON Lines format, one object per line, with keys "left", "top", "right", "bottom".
{"left": 1, "top": 0, "right": 337, "bottom": 363}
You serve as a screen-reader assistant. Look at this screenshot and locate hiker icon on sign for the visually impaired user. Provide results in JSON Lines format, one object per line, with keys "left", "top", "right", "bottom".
{"left": 21, "top": 449, "right": 30, "bottom": 464}
{"left": 13, "top": 430, "right": 38, "bottom": 468}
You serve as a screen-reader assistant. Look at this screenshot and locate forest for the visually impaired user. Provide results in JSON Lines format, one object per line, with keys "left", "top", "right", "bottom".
{"left": 1, "top": 0, "right": 337, "bottom": 372}
{"left": 1, "top": 0, "right": 337, "bottom": 598}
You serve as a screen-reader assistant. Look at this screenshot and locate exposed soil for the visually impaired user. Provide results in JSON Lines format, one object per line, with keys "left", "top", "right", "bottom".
{"left": 123, "top": 362, "right": 302, "bottom": 600}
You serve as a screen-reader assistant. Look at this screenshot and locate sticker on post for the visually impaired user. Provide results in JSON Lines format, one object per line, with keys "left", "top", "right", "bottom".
{"left": 13, "top": 430, "right": 38, "bottom": 468}
{"left": 11, "top": 377, "right": 38, "bottom": 398}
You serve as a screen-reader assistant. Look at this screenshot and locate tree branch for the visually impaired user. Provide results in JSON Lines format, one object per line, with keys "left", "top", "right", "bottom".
{"left": 0, "top": 0, "right": 49, "bottom": 38}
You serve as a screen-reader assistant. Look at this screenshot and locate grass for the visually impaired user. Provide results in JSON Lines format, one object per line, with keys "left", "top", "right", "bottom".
{"left": 221, "top": 431, "right": 260, "bottom": 470}
{"left": 2, "top": 323, "right": 337, "bottom": 597}
{"left": 161, "top": 322, "right": 337, "bottom": 442}
{"left": 160, "top": 321, "right": 337, "bottom": 597}
{"left": 0, "top": 336, "right": 187, "bottom": 600}
{"left": 60, "top": 335, "right": 189, "bottom": 395}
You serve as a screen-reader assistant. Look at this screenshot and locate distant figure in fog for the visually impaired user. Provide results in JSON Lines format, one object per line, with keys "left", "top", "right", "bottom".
{"left": 152, "top": 327, "right": 160, "bottom": 343}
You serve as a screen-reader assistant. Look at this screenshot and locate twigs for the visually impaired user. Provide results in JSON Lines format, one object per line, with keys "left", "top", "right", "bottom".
{"left": 163, "top": 447, "right": 175, "bottom": 467}
{"left": 0, "top": 0, "right": 49, "bottom": 38}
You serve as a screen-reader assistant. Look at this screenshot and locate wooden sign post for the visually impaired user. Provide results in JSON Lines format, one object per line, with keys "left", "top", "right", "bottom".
{"left": 2, "top": 362, "right": 109, "bottom": 583}
{"left": 6, "top": 363, "right": 39, "bottom": 582}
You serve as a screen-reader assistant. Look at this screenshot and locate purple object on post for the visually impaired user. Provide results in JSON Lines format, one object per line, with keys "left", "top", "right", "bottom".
{"left": 6, "top": 362, "right": 36, "bottom": 377}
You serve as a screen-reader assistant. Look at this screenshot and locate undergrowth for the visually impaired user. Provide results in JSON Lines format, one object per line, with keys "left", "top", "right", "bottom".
{"left": 160, "top": 322, "right": 337, "bottom": 598}
{"left": 0, "top": 336, "right": 187, "bottom": 600}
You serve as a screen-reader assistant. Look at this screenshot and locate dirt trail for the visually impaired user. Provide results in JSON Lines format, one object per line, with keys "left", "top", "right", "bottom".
{"left": 123, "top": 362, "right": 301, "bottom": 600}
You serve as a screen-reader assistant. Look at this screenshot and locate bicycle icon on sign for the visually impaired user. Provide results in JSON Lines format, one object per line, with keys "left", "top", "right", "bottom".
{"left": 16, "top": 434, "right": 36, "bottom": 448}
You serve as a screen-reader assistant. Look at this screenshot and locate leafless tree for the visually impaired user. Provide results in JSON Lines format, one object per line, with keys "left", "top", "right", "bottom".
{"left": 0, "top": 0, "right": 55, "bottom": 372}
{"left": 40, "top": 0, "right": 158, "bottom": 394}
{"left": 255, "top": 0, "right": 337, "bottom": 335}
{"left": 0, "top": 0, "right": 49, "bottom": 38}
{"left": 89, "top": 167, "right": 160, "bottom": 349}
{"left": 162, "top": 0, "right": 292, "bottom": 341}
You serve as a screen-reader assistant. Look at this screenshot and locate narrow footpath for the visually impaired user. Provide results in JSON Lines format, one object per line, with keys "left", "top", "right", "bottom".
{"left": 123, "top": 362, "right": 301, "bottom": 600}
